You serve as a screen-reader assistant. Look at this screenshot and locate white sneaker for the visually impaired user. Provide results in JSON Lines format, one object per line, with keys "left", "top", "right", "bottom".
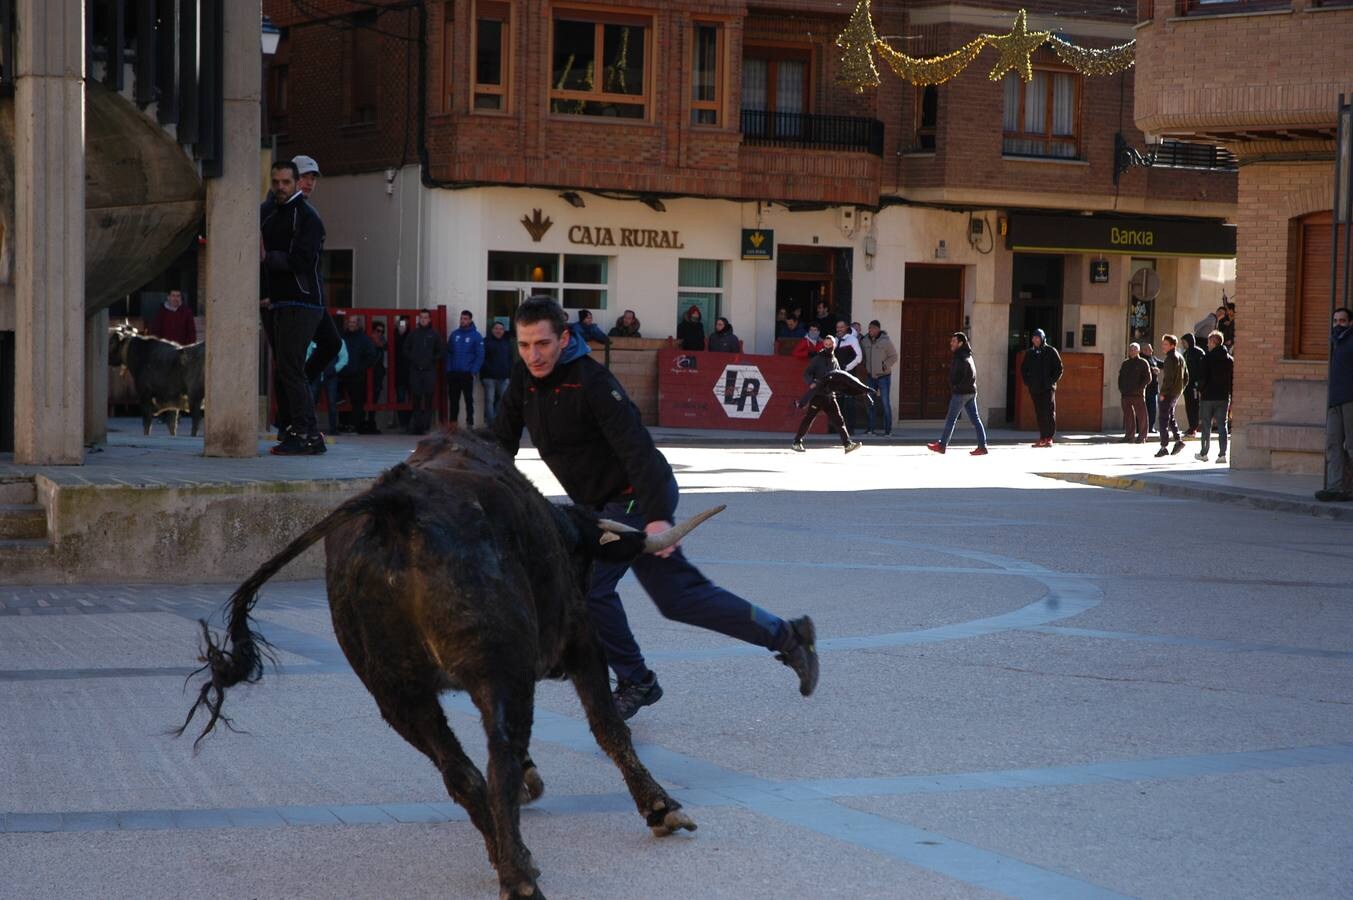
{"left": 1193, "top": 451, "right": 1208, "bottom": 461}
{"left": 1216, "top": 453, "right": 1227, "bottom": 463}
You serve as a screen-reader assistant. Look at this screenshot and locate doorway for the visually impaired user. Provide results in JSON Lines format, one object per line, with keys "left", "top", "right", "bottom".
{"left": 776, "top": 246, "right": 852, "bottom": 332}
{"left": 1006, "top": 254, "right": 1064, "bottom": 419}
{"left": 898, "top": 264, "right": 963, "bottom": 419}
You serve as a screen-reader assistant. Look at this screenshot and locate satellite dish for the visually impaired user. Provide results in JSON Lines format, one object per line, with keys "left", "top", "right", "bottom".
{"left": 1130, "top": 268, "right": 1160, "bottom": 302}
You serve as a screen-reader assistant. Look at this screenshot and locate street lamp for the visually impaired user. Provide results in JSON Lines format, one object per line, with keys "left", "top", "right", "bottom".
{"left": 262, "top": 16, "right": 281, "bottom": 56}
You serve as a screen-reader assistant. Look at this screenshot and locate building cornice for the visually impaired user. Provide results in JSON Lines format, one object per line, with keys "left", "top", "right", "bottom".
{"left": 905, "top": 3, "right": 1134, "bottom": 41}
{"left": 892, "top": 186, "right": 1235, "bottom": 221}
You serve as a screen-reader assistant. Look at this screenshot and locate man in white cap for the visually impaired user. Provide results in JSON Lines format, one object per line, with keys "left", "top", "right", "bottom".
{"left": 293, "top": 155, "right": 320, "bottom": 199}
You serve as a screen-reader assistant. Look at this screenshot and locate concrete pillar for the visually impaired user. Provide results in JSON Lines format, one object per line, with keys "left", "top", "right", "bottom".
{"left": 203, "top": 1, "right": 262, "bottom": 457}
{"left": 84, "top": 308, "right": 108, "bottom": 445}
{"left": 13, "top": 0, "right": 85, "bottom": 464}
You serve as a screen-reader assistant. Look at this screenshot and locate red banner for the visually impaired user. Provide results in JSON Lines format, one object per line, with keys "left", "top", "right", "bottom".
{"left": 657, "top": 350, "right": 828, "bottom": 433}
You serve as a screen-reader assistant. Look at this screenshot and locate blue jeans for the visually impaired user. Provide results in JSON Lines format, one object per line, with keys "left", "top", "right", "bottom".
{"left": 482, "top": 377, "right": 509, "bottom": 425}
{"left": 939, "top": 393, "right": 987, "bottom": 449}
{"left": 587, "top": 476, "right": 791, "bottom": 682}
{"left": 867, "top": 374, "right": 892, "bottom": 433}
{"left": 1199, "top": 399, "right": 1229, "bottom": 456}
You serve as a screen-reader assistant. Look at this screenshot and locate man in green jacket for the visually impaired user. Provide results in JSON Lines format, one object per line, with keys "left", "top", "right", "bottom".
{"left": 1154, "top": 334, "right": 1189, "bottom": 458}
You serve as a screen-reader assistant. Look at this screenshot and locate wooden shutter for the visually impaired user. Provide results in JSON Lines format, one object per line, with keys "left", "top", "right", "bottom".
{"left": 1294, "top": 212, "right": 1350, "bottom": 360}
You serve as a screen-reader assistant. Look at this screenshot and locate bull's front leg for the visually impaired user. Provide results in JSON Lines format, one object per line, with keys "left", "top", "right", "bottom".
{"left": 140, "top": 400, "right": 154, "bottom": 436}
{"left": 563, "top": 634, "right": 696, "bottom": 837}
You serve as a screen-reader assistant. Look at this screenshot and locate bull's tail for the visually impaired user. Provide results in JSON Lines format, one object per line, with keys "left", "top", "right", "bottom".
{"left": 174, "top": 465, "right": 416, "bottom": 749}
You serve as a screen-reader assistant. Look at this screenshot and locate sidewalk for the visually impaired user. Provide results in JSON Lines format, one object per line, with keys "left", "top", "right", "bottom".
{"left": 0, "top": 419, "right": 1344, "bottom": 521}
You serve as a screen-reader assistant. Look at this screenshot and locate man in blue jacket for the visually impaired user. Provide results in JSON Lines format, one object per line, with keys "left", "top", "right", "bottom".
{"left": 491, "top": 296, "right": 819, "bottom": 720}
{"left": 446, "top": 310, "right": 484, "bottom": 428}
{"left": 1318, "top": 307, "right": 1353, "bottom": 502}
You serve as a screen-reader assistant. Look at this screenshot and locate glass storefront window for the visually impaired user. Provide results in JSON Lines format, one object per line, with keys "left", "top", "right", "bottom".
{"left": 486, "top": 252, "right": 608, "bottom": 318}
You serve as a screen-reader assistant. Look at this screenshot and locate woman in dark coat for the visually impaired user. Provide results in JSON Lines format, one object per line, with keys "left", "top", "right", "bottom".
{"left": 708, "top": 317, "right": 740, "bottom": 353}
{"left": 677, "top": 305, "right": 706, "bottom": 351}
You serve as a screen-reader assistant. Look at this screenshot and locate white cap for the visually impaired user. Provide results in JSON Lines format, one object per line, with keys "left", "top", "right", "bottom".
{"left": 292, "top": 155, "right": 321, "bottom": 176}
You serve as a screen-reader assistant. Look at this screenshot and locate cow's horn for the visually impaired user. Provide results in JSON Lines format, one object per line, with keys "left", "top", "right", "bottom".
{"left": 597, "top": 518, "right": 641, "bottom": 535}
{"left": 642, "top": 505, "right": 726, "bottom": 554}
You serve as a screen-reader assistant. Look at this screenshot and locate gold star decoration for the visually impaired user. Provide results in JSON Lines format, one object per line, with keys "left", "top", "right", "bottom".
{"left": 980, "top": 9, "right": 1050, "bottom": 83}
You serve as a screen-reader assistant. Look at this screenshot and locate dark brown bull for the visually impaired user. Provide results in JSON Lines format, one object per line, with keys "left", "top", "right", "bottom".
{"left": 108, "top": 324, "right": 205, "bottom": 436}
{"left": 177, "top": 429, "right": 716, "bottom": 899}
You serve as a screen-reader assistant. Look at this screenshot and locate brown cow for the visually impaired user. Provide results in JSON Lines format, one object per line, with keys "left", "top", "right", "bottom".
{"left": 177, "top": 430, "right": 715, "bottom": 899}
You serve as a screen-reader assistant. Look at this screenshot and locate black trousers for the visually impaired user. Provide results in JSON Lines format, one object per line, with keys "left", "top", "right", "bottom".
{"left": 266, "top": 309, "right": 341, "bottom": 429}
{"left": 1031, "top": 389, "right": 1056, "bottom": 439}
{"left": 270, "top": 306, "right": 324, "bottom": 437}
{"left": 446, "top": 371, "right": 475, "bottom": 426}
{"left": 1183, "top": 387, "right": 1200, "bottom": 432}
{"left": 339, "top": 376, "right": 367, "bottom": 429}
{"left": 794, "top": 395, "right": 851, "bottom": 445}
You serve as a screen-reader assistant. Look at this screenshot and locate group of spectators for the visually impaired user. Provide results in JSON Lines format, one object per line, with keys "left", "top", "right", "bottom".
{"left": 1117, "top": 328, "right": 1234, "bottom": 462}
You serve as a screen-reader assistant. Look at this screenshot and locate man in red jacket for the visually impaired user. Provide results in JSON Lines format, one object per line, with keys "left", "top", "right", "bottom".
{"left": 150, "top": 289, "right": 197, "bottom": 345}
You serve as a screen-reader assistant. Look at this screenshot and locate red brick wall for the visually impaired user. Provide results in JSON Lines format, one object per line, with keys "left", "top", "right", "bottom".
{"left": 1231, "top": 162, "right": 1334, "bottom": 428}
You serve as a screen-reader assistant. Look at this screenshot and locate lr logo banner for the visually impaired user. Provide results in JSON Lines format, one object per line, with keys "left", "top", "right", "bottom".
{"left": 715, "top": 364, "right": 773, "bottom": 418}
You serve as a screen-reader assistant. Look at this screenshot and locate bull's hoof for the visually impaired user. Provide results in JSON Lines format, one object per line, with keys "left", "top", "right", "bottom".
{"left": 648, "top": 807, "right": 697, "bottom": 837}
{"left": 520, "top": 766, "right": 545, "bottom": 805}
{"left": 500, "top": 880, "right": 544, "bottom": 899}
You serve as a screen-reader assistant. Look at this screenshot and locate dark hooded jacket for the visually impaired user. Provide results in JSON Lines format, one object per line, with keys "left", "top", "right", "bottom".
{"left": 1020, "top": 330, "right": 1063, "bottom": 392}
{"left": 708, "top": 318, "right": 740, "bottom": 353}
{"left": 949, "top": 345, "right": 977, "bottom": 395}
{"left": 259, "top": 191, "right": 325, "bottom": 307}
{"left": 1200, "top": 344, "right": 1233, "bottom": 402}
{"left": 677, "top": 306, "right": 706, "bottom": 351}
{"left": 1331, "top": 324, "right": 1353, "bottom": 407}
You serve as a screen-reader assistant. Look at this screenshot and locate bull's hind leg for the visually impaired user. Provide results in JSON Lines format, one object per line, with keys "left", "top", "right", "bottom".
{"left": 563, "top": 635, "right": 696, "bottom": 837}
{"left": 362, "top": 681, "right": 498, "bottom": 866}
{"left": 469, "top": 674, "right": 543, "bottom": 900}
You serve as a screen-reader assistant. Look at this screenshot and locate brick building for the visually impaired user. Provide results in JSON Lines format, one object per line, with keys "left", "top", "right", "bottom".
{"left": 1135, "top": 0, "right": 1353, "bottom": 472}
{"left": 265, "top": 0, "right": 1238, "bottom": 428}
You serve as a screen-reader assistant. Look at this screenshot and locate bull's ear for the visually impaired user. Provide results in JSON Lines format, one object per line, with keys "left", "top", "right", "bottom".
{"left": 592, "top": 529, "right": 646, "bottom": 562}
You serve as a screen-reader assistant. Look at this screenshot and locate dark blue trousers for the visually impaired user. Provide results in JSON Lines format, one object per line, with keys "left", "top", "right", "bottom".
{"left": 588, "top": 477, "right": 791, "bottom": 682}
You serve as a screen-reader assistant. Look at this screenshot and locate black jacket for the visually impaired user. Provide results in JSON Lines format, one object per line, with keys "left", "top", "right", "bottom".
{"left": 949, "top": 346, "right": 977, "bottom": 395}
{"left": 1184, "top": 344, "right": 1206, "bottom": 390}
{"left": 339, "top": 329, "right": 379, "bottom": 380}
{"left": 491, "top": 354, "right": 676, "bottom": 522}
{"left": 802, "top": 347, "right": 841, "bottom": 391}
{"left": 1199, "top": 345, "right": 1233, "bottom": 402}
{"left": 1020, "top": 344, "right": 1063, "bottom": 392}
{"left": 677, "top": 319, "right": 705, "bottom": 351}
{"left": 481, "top": 332, "right": 514, "bottom": 379}
{"left": 260, "top": 192, "right": 325, "bottom": 306}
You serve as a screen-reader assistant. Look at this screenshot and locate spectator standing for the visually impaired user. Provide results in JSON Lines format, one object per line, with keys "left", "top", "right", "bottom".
{"left": 1195, "top": 330, "right": 1232, "bottom": 463}
{"left": 569, "top": 309, "right": 610, "bottom": 350}
{"left": 480, "top": 320, "right": 513, "bottom": 426}
{"left": 150, "top": 289, "right": 197, "bottom": 345}
{"left": 1181, "top": 332, "right": 1206, "bottom": 437}
{"left": 608, "top": 309, "right": 642, "bottom": 338}
{"left": 1316, "top": 307, "right": 1353, "bottom": 502}
{"left": 446, "top": 310, "right": 484, "bottom": 428}
{"left": 777, "top": 313, "right": 806, "bottom": 340}
{"left": 833, "top": 320, "right": 866, "bottom": 433}
{"left": 1019, "top": 329, "right": 1063, "bottom": 447}
{"left": 792, "top": 325, "right": 822, "bottom": 360}
{"left": 337, "top": 315, "right": 379, "bottom": 433}
{"left": 860, "top": 320, "right": 898, "bottom": 436}
{"left": 366, "top": 320, "right": 388, "bottom": 433}
{"left": 708, "top": 317, "right": 740, "bottom": 352}
{"left": 677, "top": 306, "right": 705, "bottom": 351}
{"left": 404, "top": 309, "right": 445, "bottom": 434}
{"left": 1117, "top": 343, "right": 1151, "bottom": 443}
{"left": 260, "top": 159, "right": 327, "bottom": 455}
{"left": 1153, "top": 334, "right": 1188, "bottom": 458}
{"left": 393, "top": 316, "right": 412, "bottom": 432}
{"left": 1142, "top": 341, "right": 1160, "bottom": 433}
{"left": 811, "top": 300, "right": 836, "bottom": 338}
{"left": 927, "top": 332, "right": 988, "bottom": 455}
{"left": 1216, "top": 303, "right": 1236, "bottom": 349}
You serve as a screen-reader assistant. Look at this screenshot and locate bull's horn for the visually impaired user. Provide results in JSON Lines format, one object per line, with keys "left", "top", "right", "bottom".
{"left": 597, "top": 518, "right": 641, "bottom": 535}
{"left": 642, "top": 505, "right": 726, "bottom": 554}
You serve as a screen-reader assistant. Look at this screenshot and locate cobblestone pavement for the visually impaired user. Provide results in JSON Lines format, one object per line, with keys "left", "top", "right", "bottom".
{"left": 2, "top": 442, "right": 1351, "bottom": 899}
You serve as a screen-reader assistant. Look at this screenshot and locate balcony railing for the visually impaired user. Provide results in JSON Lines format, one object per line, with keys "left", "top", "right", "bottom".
{"left": 741, "top": 109, "right": 884, "bottom": 156}
{"left": 1151, "top": 141, "right": 1238, "bottom": 171}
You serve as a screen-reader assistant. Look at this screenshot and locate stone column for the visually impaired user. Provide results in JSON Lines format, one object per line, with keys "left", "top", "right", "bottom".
{"left": 13, "top": 0, "right": 85, "bottom": 464}
{"left": 84, "top": 308, "right": 108, "bottom": 445}
{"left": 203, "top": 1, "right": 262, "bottom": 457}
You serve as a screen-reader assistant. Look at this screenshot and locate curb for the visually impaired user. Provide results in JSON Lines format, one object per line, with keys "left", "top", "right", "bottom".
{"left": 1039, "top": 471, "right": 1353, "bottom": 522}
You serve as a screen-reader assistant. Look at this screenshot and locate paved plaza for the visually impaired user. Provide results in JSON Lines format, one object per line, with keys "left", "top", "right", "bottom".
{"left": 2, "top": 433, "right": 1351, "bottom": 899}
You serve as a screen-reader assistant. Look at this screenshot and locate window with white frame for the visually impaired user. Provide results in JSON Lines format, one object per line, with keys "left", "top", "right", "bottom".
{"left": 486, "top": 251, "right": 609, "bottom": 324}
{"left": 1002, "top": 68, "right": 1079, "bottom": 159}
{"left": 676, "top": 258, "right": 723, "bottom": 334}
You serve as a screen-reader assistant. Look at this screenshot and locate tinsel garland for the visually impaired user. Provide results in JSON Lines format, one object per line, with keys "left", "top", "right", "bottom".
{"left": 835, "top": 0, "right": 880, "bottom": 93}
{"left": 874, "top": 38, "right": 988, "bottom": 87}
{"left": 834, "top": 5, "right": 1137, "bottom": 91}
{"left": 1048, "top": 35, "right": 1136, "bottom": 76}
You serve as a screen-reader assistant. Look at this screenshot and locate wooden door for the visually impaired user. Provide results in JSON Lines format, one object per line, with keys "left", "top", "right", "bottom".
{"left": 898, "top": 299, "right": 962, "bottom": 419}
